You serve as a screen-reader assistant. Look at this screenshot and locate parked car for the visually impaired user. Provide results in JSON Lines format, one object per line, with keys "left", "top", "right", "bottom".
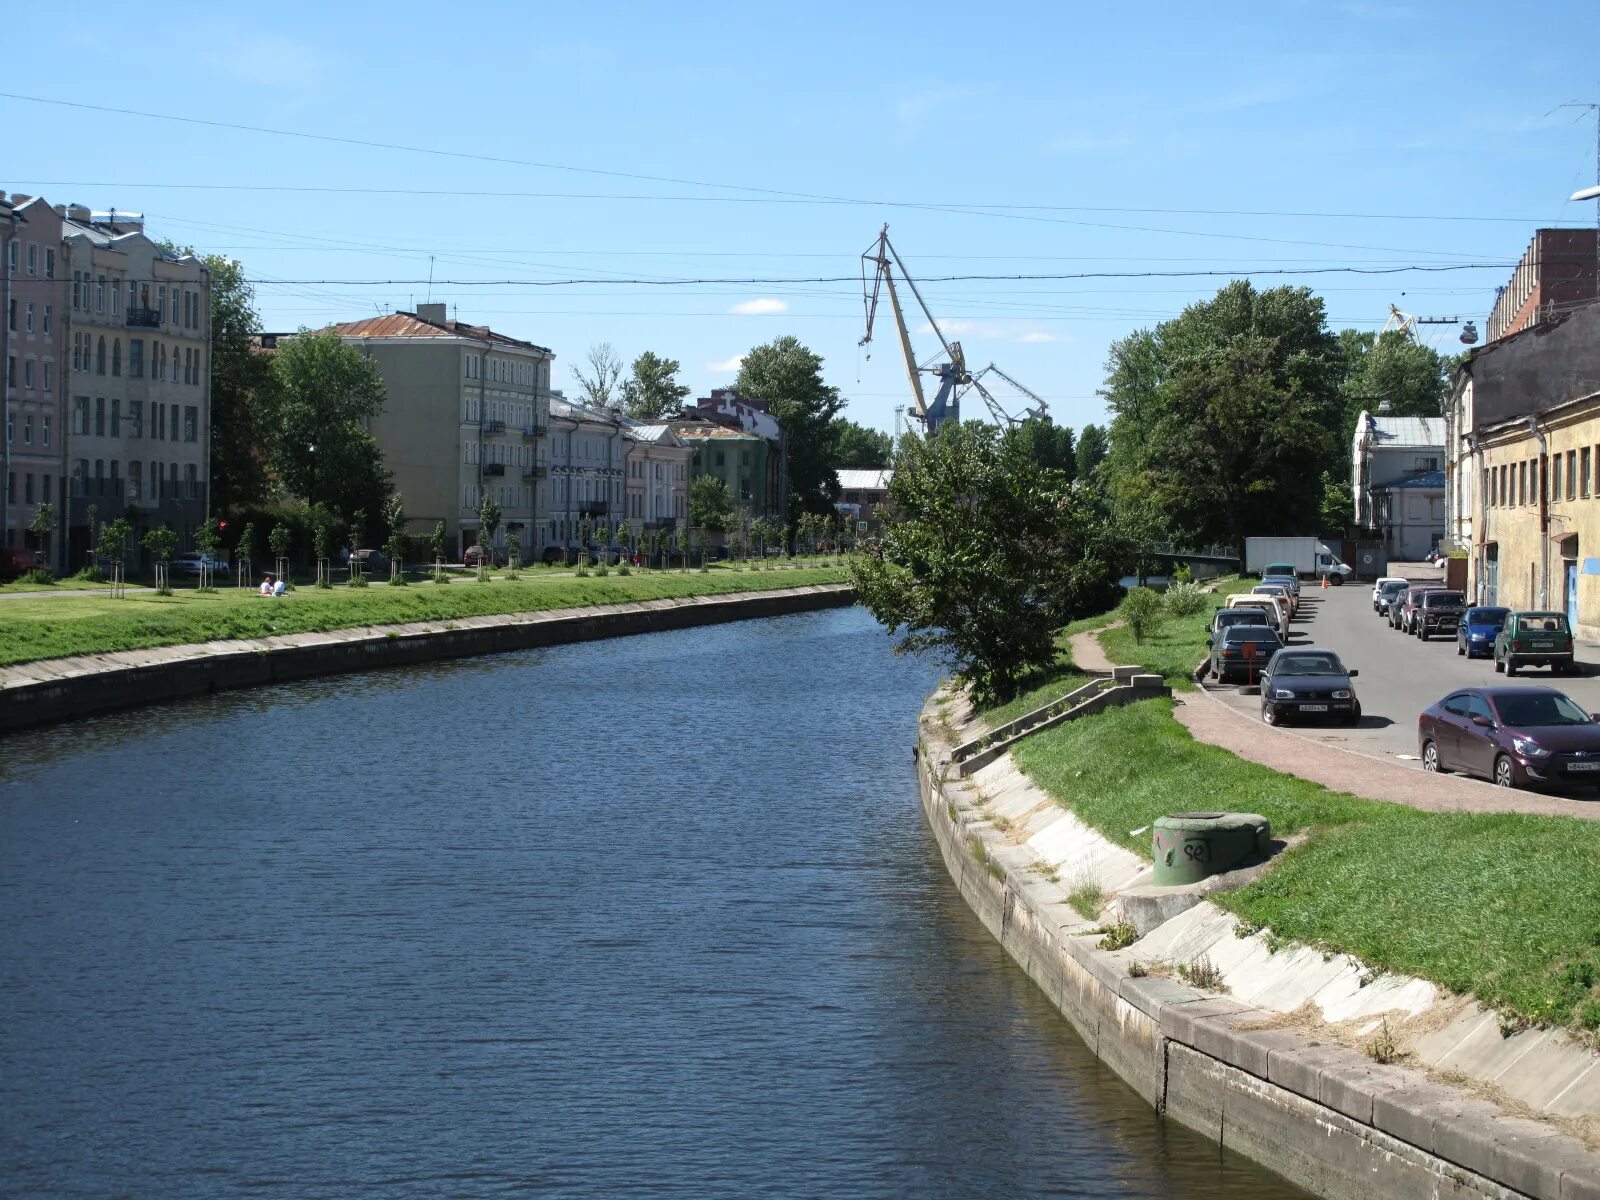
{"left": 1251, "top": 582, "right": 1295, "bottom": 617}
{"left": 1371, "top": 575, "right": 1407, "bottom": 611}
{"left": 1414, "top": 590, "right": 1465, "bottom": 640}
{"left": 1375, "top": 578, "right": 1410, "bottom": 618}
{"left": 1260, "top": 560, "right": 1300, "bottom": 581}
{"left": 1494, "top": 611, "right": 1576, "bottom": 676}
{"left": 1391, "top": 585, "right": 1436, "bottom": 633}
{"left": 1205, "top": 607, "right": 1270, "bottom": 644}
{"left": 1209, "top": 624, "right": 1285, "bottom": 684}
{"left": 463, "top": 544, "right": 506, "bottom": 568}
{"left": 1456, "top": 606, "right": 1509, "bottom": 659}
{"left": 171, "top": 553, "right": 228, "bottom": 578}
{"left": 347, "top": 548, "right": 390, "bottom": 576}
{"left": 0, "top": 547, "right": 44, "bottom": 581}
{"left": 1262, "top": 572, "right": 1301, "bottom": 601}
{"left": 1226, "top": 594, "right": 1288, "bottom": 637}
{"left": 1258, "top": 647, "right": 1360, "bottom": 726}
{"left": 1419, "top": 685, "right": 1600, "bottom": 789}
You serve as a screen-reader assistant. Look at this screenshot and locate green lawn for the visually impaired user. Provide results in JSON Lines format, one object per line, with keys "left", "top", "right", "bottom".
{"left": 1097, "top": 577, "right": 1259, "bottom": 688}
{"left": 1011, "top": 699, "right": 1600, "bottom": 1035}
{"left": 0, "top": 574, "right": 132, "bottom": 594}
{"left": 0, "top": 565, "right": 849, "bottom": 667}
{"left": 975, "top": 609, "right": 1122, "bottom": 727}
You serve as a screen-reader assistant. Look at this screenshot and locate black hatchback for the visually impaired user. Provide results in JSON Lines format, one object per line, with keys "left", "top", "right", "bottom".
{"left": 1259, "top": 647, "right": 1360, "bottom": 726}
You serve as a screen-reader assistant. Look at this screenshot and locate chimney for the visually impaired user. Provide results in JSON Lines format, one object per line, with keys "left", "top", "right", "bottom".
{"left": 53, "top": 204, "right": 67, "bottom": 217}
{"left": 10, "top": 193, "right": 31, "bottom": 205}
{"left": 66, "top": 204, "right": 91, "bottom": 222}
{"left": 416, "top": 302, "right": 448, "bottom": 325}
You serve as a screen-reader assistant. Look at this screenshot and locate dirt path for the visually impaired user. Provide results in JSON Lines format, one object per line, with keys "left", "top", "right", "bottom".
{"left": 1067, "top": 622, "right": 1121, "bottom": 673}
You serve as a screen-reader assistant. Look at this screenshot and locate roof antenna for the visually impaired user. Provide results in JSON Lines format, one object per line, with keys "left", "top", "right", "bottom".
{"left": 426, "top": 255, "right": 435, "bottom": 303}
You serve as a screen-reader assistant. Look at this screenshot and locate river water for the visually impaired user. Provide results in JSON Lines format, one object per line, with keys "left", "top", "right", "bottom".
{"left": 1, "top": 607, "right": 1304, "bottom": 1198}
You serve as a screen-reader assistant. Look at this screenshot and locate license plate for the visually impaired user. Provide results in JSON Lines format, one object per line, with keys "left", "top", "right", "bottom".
{"left": 1299, "top": 704, "right": 1328, "bottom": 713}
{"left": 1567, "top": 762, "right": 1600, "bottom": 772}
{"left": 1530, "top": 641, "right": 1556, "bottom": 650}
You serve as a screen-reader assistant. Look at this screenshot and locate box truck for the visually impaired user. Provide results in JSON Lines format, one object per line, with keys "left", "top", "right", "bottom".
{"left": 1244, "top": 537, "right": 1354, "bottom": 584}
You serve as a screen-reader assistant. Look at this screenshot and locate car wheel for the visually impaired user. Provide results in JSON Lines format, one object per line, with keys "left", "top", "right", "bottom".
{"left": 1506, "top": 659, "right": 1518, "bottom": 677}
{"left": 1494, "top": 755, "right": 1516, "bottom": 788}
{"left": 1331, "top": 575, "right": 1343, "bottom": 586}
{"left": 1494, "top": 656, "right": 1504, "bottom": 673}
{"left": 1419, "top": 629, "right": 1428, "bottom": 641}
{"left": 1457, "top": 641, "right": 1465, "bottom": 656}
{"left": 1261, "top": 705, "right": 1278, "bottom": 726}
{"left": 1422, "top": 741, "right": 1439, "bottom": 772}
{"left": 1344, "top": 702, "right": 1362, "bottom": 726}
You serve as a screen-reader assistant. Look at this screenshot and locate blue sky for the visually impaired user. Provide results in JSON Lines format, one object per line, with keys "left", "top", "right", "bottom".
{"left": 6, "top": 0, "right": 1597, "bottom": 437}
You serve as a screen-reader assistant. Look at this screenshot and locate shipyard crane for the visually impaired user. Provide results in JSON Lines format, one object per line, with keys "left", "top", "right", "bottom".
{"left": 961, "top": 363, "right": 1050, "bottom": 428}
{"left": 859, "top": 225, "right": 969, "bottom": 435}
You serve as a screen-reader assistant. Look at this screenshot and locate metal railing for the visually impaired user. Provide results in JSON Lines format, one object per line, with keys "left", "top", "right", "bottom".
{"left": 125, "top": 305, "right": 161, "bottom": 328}
{"left": 482, "top": 463, "right": 506, "bottom": 477}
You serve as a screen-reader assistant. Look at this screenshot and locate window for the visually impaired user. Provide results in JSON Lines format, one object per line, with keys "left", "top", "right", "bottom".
{"left": 110, "top": 278, "right": 119, "bottom": 315}
{"left": 5, "top": 298, "right": 11, "bottom": 331}
{"left": 1517, "top": 461, "right": 1526, "bottom": 506}
{"left": 5, "top": 355, "right": 12, "bottom": 388}
{"left": 4, "top": 241, "right": 13, "bottom": 275}
{"left": 42, "top": 304, "right": 51, "bottom": 334}
{"left": 1569, "top": 450, "right": 1578, "bottom": 501}
{"left": 129, "top": 339, "right": 143, "bottom": 378}
{"left": 72, "top": 272, "right": 81, "bottom": 309}
{"left": 26, "top": 243, "right": 36, "bottom": 276}
{"left": 111, "top": 399, "right": 121, "bottom": 437}
{"left": 96, "top": 336, "right": 106, "bottom": 374}
{"left": 43, "top": 362, "right": 52, "bottom": 392}
{"left": 96, "top": 275, "right": 106, "bottom": 313}
{"left": 23, "top": 415, "right": 32, "bottom": 445}
{"left": 184, "top": 406, "right": 197, "bottom": 442}
{"left": 128, "top": 401, "right": 142, "bottom": 438}
{"left": 170, "top": 290, "right": 179, "bottom": 324}
{"left": 42, "top": 414, "right": 50, "bottom": 447}
{"left": 95, "top": 397, "right": 105, "bottom": 437}
{"left": 72, "top": 397, "right": 89, "bottom": 435}
{"left": 112, "top": 340, "right": 121, "bottom": 377}
{"left": 24, "top": 302, "right": 33, "bottom": 333}
{"left": 23, "top": 359, "right": 33, "bottom": 389}
{"left": 129, "top": 461, "right": 142, "bottom": 500}
{"left": 184, "top": 463, "right": 197, "bottom": 499}
{"left": 1584, "top": 448, "right": 1593, "bottom": 500}
{"left": 44, "top": 248, "right": 54, "bottom": 279}
{"left": 24, "top": 473, "right": 33, "bottom": 504}
{"left": 1552, "top": 454, "right": 1564, "bottom": 502}
{"left": 157, "top": 285, "right": 166, "bottom": 320}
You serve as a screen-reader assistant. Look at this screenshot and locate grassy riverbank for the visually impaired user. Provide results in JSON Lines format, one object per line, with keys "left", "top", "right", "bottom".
{"left": 0, "top": 565, "right": 849, "bottom": 667}
{"left": 1010, "top": 696, "right": 1600, "bottom": 1037}
{"left": 1095, "top": 577, "right": 1257, "bottom": 687}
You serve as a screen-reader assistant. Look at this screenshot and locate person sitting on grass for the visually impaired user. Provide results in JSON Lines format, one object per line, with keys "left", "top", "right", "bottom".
{"left": 259, "top": 574, "right": 274, "bottom": 596}
{"left": 272, "top": 577, "right": 288, "bottom": 597}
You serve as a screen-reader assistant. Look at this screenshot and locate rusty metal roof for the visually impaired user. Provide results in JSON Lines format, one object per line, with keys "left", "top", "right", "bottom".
{"left": 328, "top": 311, "right": 551, "bottom": 354}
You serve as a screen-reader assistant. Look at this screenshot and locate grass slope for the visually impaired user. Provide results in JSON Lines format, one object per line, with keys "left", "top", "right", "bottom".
{"left": 0, "top": 566, "right": 848, "bottom": 667}
{"left": 1012, "top": 698, "right": 1600, "bottom": 1033}
{"left": 1097, "top": 577, "right": 1258, "bottom": 687}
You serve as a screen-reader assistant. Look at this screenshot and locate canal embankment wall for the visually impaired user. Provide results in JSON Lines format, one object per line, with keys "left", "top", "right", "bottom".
{"left": 0, "top": 583, "right": 855, "bottom": 734}
{"left": 916, "top": 690, "right": 1600, "bottom": 1200}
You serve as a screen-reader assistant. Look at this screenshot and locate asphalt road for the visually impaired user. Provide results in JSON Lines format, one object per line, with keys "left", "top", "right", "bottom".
{"left": 1205, "top": 566, "right": 1600, "bottom": 767}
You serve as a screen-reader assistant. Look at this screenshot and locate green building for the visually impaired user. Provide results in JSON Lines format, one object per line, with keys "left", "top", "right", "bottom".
{"left": 670, "top": 420, "right": 781, "bottom": 519}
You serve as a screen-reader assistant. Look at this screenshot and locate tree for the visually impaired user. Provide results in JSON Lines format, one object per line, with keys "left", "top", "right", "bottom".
{"left": 1337, "top": 329, "right": 1450, "bottom": 437}
{"left": 143, "top": 524, "right": 178, "bottom": 595}
{"left": 1120, "top": 587, "right": 1163, "bottom": 644}
{"left": 504, "top": 530, "right": 522, "bottom": 578}
{"left": 831, "top": 418, "right": 893, "bottom": 469}
{"left": 851, "top": 422, "right": 1131, "bottom": 703}
{"left": 382, "top": 494, "right": 408, "bottom": 582}
{"left": 476, "top": 492, "right": 502, "bottom": 580}
{"left": 194, "top": 516, "right": 222, "bottom": 590}
{"left": 1102, "top": 281, "right": 1343, "bottom": 560}
{"left": 268, "top": 522, "right": 292, "bottom": 583}
{"left": 429, "top": 520, "right": 448, "bottom": 583}
{"left": 622, "top": 350, "right": 691, "bottom": 420}
{"left": 1076, "top": 423, "right": 1109, "bottom": 476}
{"left": 236, "top": 521, "right": 257, "bottom": 585}
{"left": 203, "top": 255, "right": 276, "bottom": 511}
{"left": 98, "top": 516, "right": 134, "bottom": 594}
{"left": 28, "top": 503, "right": 56, "bottom": 566}
{"left": 313, "top": 518, "right": 334, "bottom": 587}
{"left": 573, "top": 342, "right": 625, "bottom": 410}
{"left": 736, "top": 336, "right": 847, "bottom": 519}
{"left": 1012, "top": 415, "right": 1076, "bottom": 476}
{"left": 266, "top": 330, "right": 392, "bottom": 518}
{"left": 1319, "top": 469, "right": 1355, "bottom": 534}
{"left": 688, "top": 474, "right": 734, "bottom": 534}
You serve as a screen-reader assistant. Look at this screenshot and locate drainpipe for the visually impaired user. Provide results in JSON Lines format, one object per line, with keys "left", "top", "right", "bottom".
{"left": 1, "top": 205, "right": 15, "bottom": 555}
{"left": 1467, "top": 431, "right": 1487, "bottom": 604}
{"left": 1527, "top": 415, "right": 1549, "bottom": 609}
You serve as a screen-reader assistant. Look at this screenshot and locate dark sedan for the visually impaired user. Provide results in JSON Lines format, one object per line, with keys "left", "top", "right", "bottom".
{"left": 1375, "top": 578, "right": 1409, "bottom": 618}
{"left": 1456, "top": 606, "right": 1509, "bottom": 659}
{"left": 1414, "top": 589, "right": 1464, "bottom": 640}
{"left": 1419, "top": 686, "right": 1600, "bottom": 790}
{"left": 1208, "top": 625, "right": 1284, "bottom": 684}
{"left": 1259, "top": 648, "right": 1360, "bottom": 726}
{"left": 1204, "top": 607, "right": 1270, "bottom": 643}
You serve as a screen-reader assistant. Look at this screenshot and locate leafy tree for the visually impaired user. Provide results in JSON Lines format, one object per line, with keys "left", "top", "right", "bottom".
{"left": 28, "top": 502, "right": 56, "bottom": 561}
{"left": 736, "top": 336, "right": 847, "bottom": 519}
{"left": 1076, "top": 423, "right": 1109, "bottom": 476}
{"left": 688, "top": 474, "right": 734, "bottom": 534}
{"left": 268, "top": 521, "right": 292, "bottom": 581}
{"left": 266, "top": 330, "right": 392, "bottom": 518}
{"left": 1319, "top": 468, "right": 1355, "bottom": 534}
{"left": 194, "top": 516, "right": 222, "bottom": 589}
{"left": 98, "top": 516, "right": 134, "bottom": 574}
{"left": 1120, "top": 587, "right": 1163, "bottom": 643}
{"left": 382, "top": 494, "right": 407, "bottom": 581}
{"left": 1102, "top": 281, "right": 1342, "bottom": 560}
{"left": 851, "top": 422, "right": 1131, "bottom": 703}
{"left": 429, "top": 520, "right": 448, "bottom": 583}
{"left": 1337, "top": 329, "right": 1450, "bottom": 436}
{"left": 204, "top": 255, "right": 276, "bottom": 511}
{"left": 1012, "top": 416, "right": 1076, "bottom": 476}
{"left": 830, "top": 418, "right": 893, "bottom": 469}
{"left": 143, "top": 524, "right": 178, "bottom": 595}
{"left": 674, "top": 525, "right": 688, "bottom": 573}
{"left": 622, "top": 350, "right": 691, "bottom": 419}
{"left": 504, "top": 530, "right": 522, "bottom": 578}
{"left": 573, "top": 342, "right": 625, "bottom": 410}
{"left": 236, "top": 521, "right": 257, "bottom": 584}
{"left": 477, "top": 491, "right": 502, "bottom": 580}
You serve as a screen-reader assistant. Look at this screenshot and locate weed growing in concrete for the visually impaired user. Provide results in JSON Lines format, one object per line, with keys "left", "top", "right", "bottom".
{"left": 1177, "top": 955, "right": 1228, "bottom": 992}
{"left": 1365, "top": 1017, "right": 1402, "bottom": 1064}
{"left": 1066, "top": 878, "right": 1106, "bottom": 921}
{"left": 1096, "top": 921, "right": 1140, "bottom": 951}
{"left": 946, "top": 800, "right": 959, "bottom": 824}
{"left": 1127, "top": 959, "right": 1148, "bottom": 978}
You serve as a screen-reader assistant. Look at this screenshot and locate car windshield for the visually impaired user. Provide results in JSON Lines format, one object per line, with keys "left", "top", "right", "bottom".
{"left": 1263, "top": 575, "right": 1296, "bottom": 586}
{"left": 1272, "top": 653, "right": 1345, "bottom": 675}
{"left": 1494, "top": 692, "right": 1593, "bottom": 727}
{"left": 1253, "top": 586, "right": 1284, "bottom": 595}
{"left": 1423, "top": 592, "right": 1463, "bottom": 607}
{"left": 1225, "top": 628, "right": 1281, "bottom": 643}
{"left": 1515, "top": 615, "right": 1569, "bottom": 634}
{"left": 1381, "top": 581, "right": 1408, "bottom": 593}
{"left": 1465, "top": 607, "right": 1508, "bottom": 626}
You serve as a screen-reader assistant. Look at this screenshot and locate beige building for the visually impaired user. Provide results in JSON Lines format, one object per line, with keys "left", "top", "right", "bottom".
{"left": 4, "top": 193, "right": 64, "bottom": 565}
{"left": 548, "top": 394, "right": 627, "bottom": 548}
{"left": 621, "top": 422, "right": 690, "bottom": 535}
{"left": 322, "top": 305, "right": 553, "bottom": 558}
{"left": 1473, "top": 390, "right": 1600, "bottom": 639}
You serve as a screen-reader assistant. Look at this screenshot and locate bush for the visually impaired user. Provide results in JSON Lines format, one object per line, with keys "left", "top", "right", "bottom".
{"left": 73, "top": 566, "right": 107, "bottom": 583}
{"left": 1119, "top": 587, "right": 1163, "bottom": 644}
{"left": 17, "top": 567, "right": 55, "bottom": 586}
{"left": 1162, "top": 579, "right": 1207, "bottom": 617}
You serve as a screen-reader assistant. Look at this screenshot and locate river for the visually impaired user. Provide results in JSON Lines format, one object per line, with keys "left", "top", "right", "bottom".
{"left": 0, "top": 607, "right": 1304, "bottom": 1198}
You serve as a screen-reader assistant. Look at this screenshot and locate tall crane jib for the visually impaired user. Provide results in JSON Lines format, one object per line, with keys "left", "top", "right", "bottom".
{"left": 859, "top": 225, "right": 1050, "bottom": 434}
{"left": 859, "top": 225, "right": 967, "bottom": 436}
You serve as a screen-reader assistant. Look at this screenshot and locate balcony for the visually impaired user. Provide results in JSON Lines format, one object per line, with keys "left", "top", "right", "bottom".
{"left": 481, "top": 419, "right": 506, "bottom": 434}
{"left": 482, "top": 463, "right": 506, "bottom": 477}
{"left": 125, "top": 305, "right": 161, "bottom": 329}
{"left": 522, "top": 423, "right": 548, "bottom": 439}
{"left": 523, "top": 465, "right": 548, "bottom": 480}
{"left": 579, "top": 501, "right": 609, "bottom": 516}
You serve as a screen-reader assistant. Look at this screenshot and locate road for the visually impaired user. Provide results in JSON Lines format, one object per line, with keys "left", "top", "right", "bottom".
{"left": 1204, "top": 565, "right": 1600, "bottom": 768}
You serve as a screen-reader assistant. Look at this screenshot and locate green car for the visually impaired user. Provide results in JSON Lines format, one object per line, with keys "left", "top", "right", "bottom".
{"left": 1494, "top": 611, "right": 1576, "bottom": 676}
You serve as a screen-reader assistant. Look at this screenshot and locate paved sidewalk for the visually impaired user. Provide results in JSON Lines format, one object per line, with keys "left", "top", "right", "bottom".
{"left": 1071, "top": 618, "right": 1600, "bottom": 820}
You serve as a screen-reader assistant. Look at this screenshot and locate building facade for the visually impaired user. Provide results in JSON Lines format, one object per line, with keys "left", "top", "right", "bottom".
{"left": 322, "top": 305, "right": 553, "bottom": 558}
{"left": 3, "top": 192, "right": 62, "bottom": 565}
{"left": 1473, "top": 390, "right": 1600, "bottom": 638}
{"left": 688, "top": 388, "right": 786, "bottom": 520}
{"left": 835, "top": 468, "right": 892, "bottom": 534}
{"left": 57, "top": 205, "right": 212, "bottom": 568}
{"left": 620, "top": 422, "right": 690, "bottom": 536}
{"left": 1351, "top": 412, "right": 1445, "bottom": 560}
{"left": 671, "top": 420, "right": 780, "bottom": 523}
{"left": 1485, "top": 229, "right": 1598, "bottom": 343}
{"left": 548, "top": 394, "right": 627, "bottom": 547}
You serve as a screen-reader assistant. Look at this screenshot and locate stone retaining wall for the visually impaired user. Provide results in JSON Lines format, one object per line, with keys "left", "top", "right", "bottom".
{"left": 917, "top": 693, "right": 1600, "bottom": 1200}
{"left": 0, "top": 584, "right": 855, "bottom": 735}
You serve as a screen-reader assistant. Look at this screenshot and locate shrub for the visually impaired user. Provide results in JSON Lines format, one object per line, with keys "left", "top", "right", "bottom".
{"left": 1119, "top": 587, "right": 1163, "bottom": 644}
{"left": 73, "top": 566, "right": 108, "bottom": 583}
{"left": 1162, "top": 579, "right": 1207, "bottom": 617}
{"left": 17, "top": 567, "right": 55, "bottom": 586}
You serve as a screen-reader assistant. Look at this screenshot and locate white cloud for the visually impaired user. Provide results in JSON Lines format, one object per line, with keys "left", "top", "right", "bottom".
{"left": 707, "top": 355, "right": 745, "bottom": 373}
{"left": 1015, "top": 331, "right": 1058, "bottom": 344}
{"left": 730, "top": 298, "right": 788, "bottom": 315}
{"left": 916, "top": 319, "right": 975, "bottom": 335}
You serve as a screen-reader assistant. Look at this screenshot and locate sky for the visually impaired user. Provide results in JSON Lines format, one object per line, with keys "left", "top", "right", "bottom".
{"left": 5, "top": 0, "right": 1598, "bottom": 439}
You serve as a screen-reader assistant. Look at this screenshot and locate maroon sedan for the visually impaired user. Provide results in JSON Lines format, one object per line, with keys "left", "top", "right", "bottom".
{"left": 1419, "top": 686, "right": 1600, "bottom": 790}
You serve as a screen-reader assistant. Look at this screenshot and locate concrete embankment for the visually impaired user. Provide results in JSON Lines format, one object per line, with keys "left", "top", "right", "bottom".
{"left": 0, "top": 583, "right": 854, "bottom": 734}
{"left": 916, "top": 690, "right": 1600, "bottom": 1200}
